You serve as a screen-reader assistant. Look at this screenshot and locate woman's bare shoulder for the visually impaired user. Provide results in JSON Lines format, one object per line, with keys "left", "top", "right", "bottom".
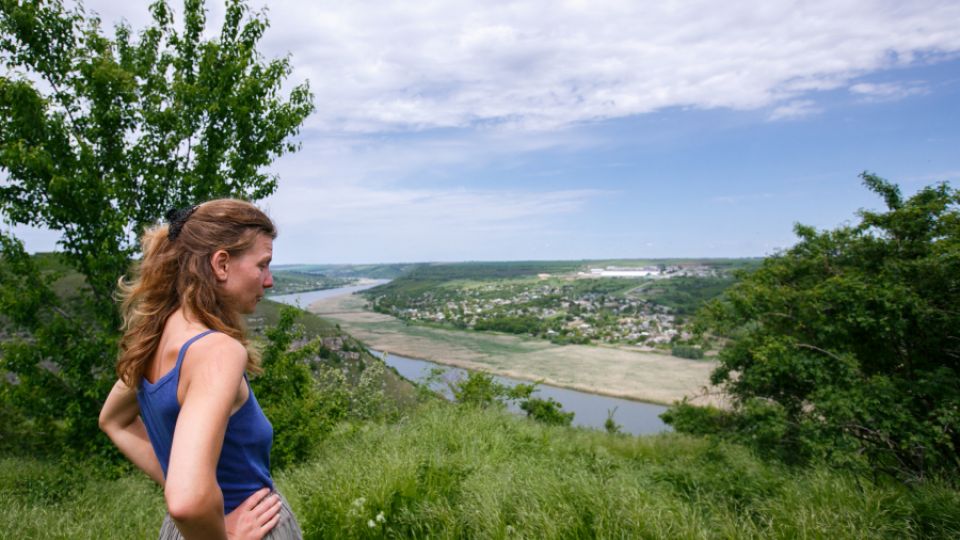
{"left": 180, "top": 332, "right": 248, "bottom": 374}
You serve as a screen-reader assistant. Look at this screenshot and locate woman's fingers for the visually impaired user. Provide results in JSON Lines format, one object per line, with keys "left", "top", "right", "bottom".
{"left": 262, "top": 511, "right": 281, "bottom": 532}
{"left": 255, "top": 494, "right": 282, "bottom": 523}
{"left": 225, "top": 490, "right": 283, "bottom": 540}
{"left": 239, "top": 487, "right": 272, "bottom": 511}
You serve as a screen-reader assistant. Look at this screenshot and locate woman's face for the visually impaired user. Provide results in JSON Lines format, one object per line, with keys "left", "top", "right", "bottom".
{"left": 219, "top": 233, "right": 274, "bottom": 314}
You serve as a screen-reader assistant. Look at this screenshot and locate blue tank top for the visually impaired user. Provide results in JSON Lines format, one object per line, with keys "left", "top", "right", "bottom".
{"left": 137, "top": 330, "right": 274, "bottom": 513}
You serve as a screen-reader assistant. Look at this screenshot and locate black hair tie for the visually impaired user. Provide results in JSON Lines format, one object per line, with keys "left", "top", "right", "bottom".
{"left": 166, "top": 205, "right": 199, "bottom": 241}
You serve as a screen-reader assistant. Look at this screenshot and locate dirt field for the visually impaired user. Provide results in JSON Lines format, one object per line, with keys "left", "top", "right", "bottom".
{"left": 309, "top": 293, "right": 723, "bottom": 406}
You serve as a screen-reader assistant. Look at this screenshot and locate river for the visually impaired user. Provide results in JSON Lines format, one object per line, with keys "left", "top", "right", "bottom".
{"left": 269, "top": 281, "right": 670, "bottom": 436}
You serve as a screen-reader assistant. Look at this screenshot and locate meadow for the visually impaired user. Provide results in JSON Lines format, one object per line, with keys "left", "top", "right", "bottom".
{"left": 3, "top": 403, "right": 958, "bottom": 539}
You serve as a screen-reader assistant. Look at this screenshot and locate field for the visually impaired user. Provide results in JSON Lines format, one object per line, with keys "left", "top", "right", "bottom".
{"left": 309, "top": 293, "right": 719, "bottom": 405}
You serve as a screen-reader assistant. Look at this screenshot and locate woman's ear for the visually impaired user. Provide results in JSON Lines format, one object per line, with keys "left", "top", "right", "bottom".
{"left": 210, "top": 249, "right": 230, "bottom": 282}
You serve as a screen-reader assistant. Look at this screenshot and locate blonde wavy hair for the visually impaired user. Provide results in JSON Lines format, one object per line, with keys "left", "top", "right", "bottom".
{"left": 115, "top": 199, "right": 277, "bottom": 388}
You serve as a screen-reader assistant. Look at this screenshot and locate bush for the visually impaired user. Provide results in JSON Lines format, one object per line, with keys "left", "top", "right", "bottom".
{"left": 671, "top": 344, "right": 705, "bottom": 359}
{"left": 520, "top": 397, "right": 574, "bottom": 426}
{"left": 253, "top": 307, "right": 346, "bottom": 470}
{"left": 668, "top": 174, "right": 960, "bottom": 479}
{"left": 473, "top": 315, "right": 542, "bottom": 335}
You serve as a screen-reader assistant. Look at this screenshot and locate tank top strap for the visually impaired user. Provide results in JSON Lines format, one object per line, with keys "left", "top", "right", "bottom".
{"left": 174, "top": 329, "right": 219, "bottom": 374}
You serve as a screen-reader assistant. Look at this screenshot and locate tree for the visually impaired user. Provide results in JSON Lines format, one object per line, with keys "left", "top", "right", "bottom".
{"left": 254, "top": 307, "right": 347, "bottom": 470}
{"left": 664, "top": 173, "right": 960, "bottom": 479}
{"left": 520, "top": 396, "right": 574, "bottom": 427}
{"left": 0, "top": 0, "right": 313, "bottom": 311}
{"left": 0, "top": 0, "right": 313, "bottom": 459}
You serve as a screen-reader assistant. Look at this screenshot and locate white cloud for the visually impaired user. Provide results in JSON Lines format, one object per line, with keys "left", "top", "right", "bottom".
{"left": 78, "top": 0, "right": 960, "bottom": 133}
{"left": 25, "top": 1, "right": 956, "bottom": 264}
{"left": 263, "top": 183, "right": 609, "bottom": 263}
{"left": 768, "top": 99, "right": 822, "bottom": 120}
{"left": 849, "top": 81, "right": 929, "bottom": 101}
{"left": 267, "top": 183, "right": 606, "bottom": 230}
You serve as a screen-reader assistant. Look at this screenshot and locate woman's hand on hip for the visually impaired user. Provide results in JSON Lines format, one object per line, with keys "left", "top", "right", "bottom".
{"left": 225, "top": 487, "right": 282, "bottom": 540}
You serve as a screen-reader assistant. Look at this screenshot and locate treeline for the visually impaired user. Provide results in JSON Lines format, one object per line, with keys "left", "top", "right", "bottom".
{"left": 473, "top": 315, "right": 543, "bottom": 334}
{"left": 364, "top": 260, "right": 582, "bottom": 299}
{"left": 637, "top": 275, "right": 738, "bottom": 315}
{"left": 274, "top": 263, "right": 419, "bottom": 279}
{"left": 269, "top": 271, "right": 357, "bottom": 295}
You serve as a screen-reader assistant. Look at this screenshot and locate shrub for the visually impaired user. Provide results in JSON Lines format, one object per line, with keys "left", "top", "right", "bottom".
{"left": 520, "top": 397, "right": 574, "bottom": 426}
{"left": 668, "top": 174, "right": 960, "bottom": 479}
{"left": 671, "top": 344, "right": 705, "bottom": 359}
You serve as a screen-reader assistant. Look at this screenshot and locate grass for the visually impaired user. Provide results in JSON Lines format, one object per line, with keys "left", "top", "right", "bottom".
{"left": 9, "top": 405, "right": 953, "bottom": 539}
{"left": 0, "top": 457, "right": 164, "bottom": 539}
{"left": 283, "top": 404, "right": 960, "bottom": 539}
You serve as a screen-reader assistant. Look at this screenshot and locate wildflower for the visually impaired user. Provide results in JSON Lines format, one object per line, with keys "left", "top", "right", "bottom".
{"left": 368, "top": 519, "right": 376, "bottom": 528}
{"left": 376, "top": 511, "right": 386, "bottom": 523}
{"left": 348, "top": 497, "right": 366, "bottom": 518}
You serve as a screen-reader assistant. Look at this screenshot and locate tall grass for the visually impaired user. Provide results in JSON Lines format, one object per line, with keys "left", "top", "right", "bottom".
{"left": 284, "top": 404, "right": 959, "bottom": 539}
{"left": 3, "top": 404, "right": 959, "bottom": 538}
{"left": 0, "top": 458, "right": 163, "bottom": 539}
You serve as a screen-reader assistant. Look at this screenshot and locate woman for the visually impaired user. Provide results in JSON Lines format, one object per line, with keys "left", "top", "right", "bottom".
{"left": 99, "top": 200, "right": 302, "bottom": 539}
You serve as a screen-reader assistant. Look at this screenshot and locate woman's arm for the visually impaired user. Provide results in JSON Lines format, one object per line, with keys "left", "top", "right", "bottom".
{"left": 99, "top": 379, "right": 165, "bottom": 485}
{"left": 163, "top": 335, "right": 247, "bottom": 540}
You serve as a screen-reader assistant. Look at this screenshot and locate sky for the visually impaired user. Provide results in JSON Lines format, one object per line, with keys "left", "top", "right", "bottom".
{"left": 8, "top": 0, "right": 960, "bottom": 264}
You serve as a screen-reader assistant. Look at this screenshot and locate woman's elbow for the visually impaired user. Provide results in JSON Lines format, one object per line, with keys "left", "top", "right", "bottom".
{"left": 165, "top": 483, "right": 220, "bottom": 522}
{"left": 98, "top": 409, "right": 127, "bottom": 438}
{"left": 97, "top": 409, "right": 111, "bottom": 432}
{"left": 165, "top": 491, "right": 203, "bottom": 522}
{"left": 98, "top": 410, "right": 117, "bottom": 436}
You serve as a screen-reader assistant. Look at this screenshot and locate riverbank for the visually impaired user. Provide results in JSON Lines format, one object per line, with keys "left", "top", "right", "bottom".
{"left": 308, "top": 292, "right": 722, "bottom": 406}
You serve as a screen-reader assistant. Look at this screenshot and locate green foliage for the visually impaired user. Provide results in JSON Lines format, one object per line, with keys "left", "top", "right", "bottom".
{"left": 668, "top": 173, "right": 960, "bottom": 479}
{"left": 472, "top": 315, "right": 542, "bottom": 335}
{"left": 253, "top": 306, "right": 405, "bottom": 470}
{"left": 0, "top": 0, "right": 314, "bottom": 308}
{"left": 443, "top": 370, "right": 574, "bottom": 427}
{"left": 253, "top": 306, "right": 346, "bottom": 470}
{"left": 671, "top": 344, "right": 705, "bottom": 359}
{"left": 368, "top": 261, "right": 581, "bottom": 294}
{"left": 0, "top": 457, "right": 165, "bottom": 538}
{"left": 0, "top": 235, "right": 118, "bottom": 462}
{"left": 448, "top": 371, "right": 513, "bottom": 409}
{"left": 637, "top": 275, "right": 738, "bottom": 315}
{"left": 268, "top": 271, "right": 356, "bottom": 296}
{"left": 0, "top": 0, "right": 313, "bottom": 459}
{"left": 5, "top": 405, "right": 960, "bottom": 537}
{"left": 604, "top": 407, "right": 622, "bottom": 435}
{"left": 275, "top": 263, "right": 419, "bottom": 280}
{"left": 283, "top": 404, "right": 960, "bottom": 539}
{"left": 519, "top": 397, "right": 574, "bottom": 426}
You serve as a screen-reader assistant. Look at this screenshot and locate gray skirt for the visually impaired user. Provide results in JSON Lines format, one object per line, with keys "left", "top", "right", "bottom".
{"left": 158, "top": 492, "right": 302, "bottom": 540}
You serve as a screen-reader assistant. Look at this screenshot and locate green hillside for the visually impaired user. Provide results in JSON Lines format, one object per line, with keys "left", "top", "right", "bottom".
{"left": 250, "top": 298, "right": 418, "bottom": 408}
{"left": 3, "top": 403, "right": 958, "bottom": 538}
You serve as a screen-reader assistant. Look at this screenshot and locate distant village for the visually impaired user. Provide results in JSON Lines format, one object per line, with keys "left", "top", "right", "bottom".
{"left": 369, "top": 277, "right": 697, "bottom": 347}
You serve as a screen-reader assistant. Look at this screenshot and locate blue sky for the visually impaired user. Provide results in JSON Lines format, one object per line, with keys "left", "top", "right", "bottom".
{"left": 9, "top": 0, "right": 960, "bottom": 264}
